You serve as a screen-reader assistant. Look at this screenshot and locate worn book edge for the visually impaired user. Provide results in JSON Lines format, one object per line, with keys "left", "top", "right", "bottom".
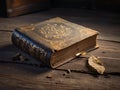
{"left": 12, "top": 17, "right": 99, "bottom": 68}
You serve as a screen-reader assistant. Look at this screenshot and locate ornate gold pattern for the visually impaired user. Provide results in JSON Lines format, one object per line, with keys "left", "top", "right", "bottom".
{"left": 35, "top": 23, "right": 73, "bottom": 40}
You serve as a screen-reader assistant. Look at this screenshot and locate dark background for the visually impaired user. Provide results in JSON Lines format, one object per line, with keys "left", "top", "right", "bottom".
{"left": 0, "top": 0, "right": 120, "bottom": 17}
{"left": 51, "top": 0, "right": 120, "bottom": 11}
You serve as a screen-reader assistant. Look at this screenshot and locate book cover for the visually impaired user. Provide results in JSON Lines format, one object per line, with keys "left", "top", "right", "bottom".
{"left": 12, "top": 17, "right": 98, "bottom": 68}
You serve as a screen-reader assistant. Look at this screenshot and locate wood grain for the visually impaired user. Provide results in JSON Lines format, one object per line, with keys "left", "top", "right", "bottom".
{"left": 0, "top": 9, "right": 120, "bottom": 89}
{"left": 0, "top": 30, "right": 120, "bottom": 90}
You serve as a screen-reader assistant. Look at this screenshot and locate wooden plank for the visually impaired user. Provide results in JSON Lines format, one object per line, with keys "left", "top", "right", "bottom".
{"left": 0, "top": 8, "right": 120, "bottom": 43}
{"left": 0, "top": 28, "right": 120, "bottom": 89}
{"left": 0, "top": 63, "right": 120, "bottom": 90}
{"left": 58, "top": 40, "right": 120, "bottom": 74}
{"left": 0, "top": 31, "right": 120, "bottom": 73}
{"left": 89, "top": 40, "right": 120, "bottom": 59}
{"left": 58, "top": 57, "right": 120, "bottom": 74}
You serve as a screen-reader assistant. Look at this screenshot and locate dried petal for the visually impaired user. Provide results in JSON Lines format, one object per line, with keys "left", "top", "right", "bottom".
{"left": 88, "top": 55, "right": 105, "bottom": 74}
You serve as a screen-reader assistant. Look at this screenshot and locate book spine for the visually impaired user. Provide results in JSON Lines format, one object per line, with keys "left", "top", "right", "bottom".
{"left": 12, "top": 30, "right": 53, "bottom": 67}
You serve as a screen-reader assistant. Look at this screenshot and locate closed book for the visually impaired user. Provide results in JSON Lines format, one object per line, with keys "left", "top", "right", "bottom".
{"left": 12, "top": 17, "right": 98, "bottom": 68}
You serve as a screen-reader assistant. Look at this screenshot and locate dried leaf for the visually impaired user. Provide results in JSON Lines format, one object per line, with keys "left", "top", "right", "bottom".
{"left": 88, "top": 55, "right": 105, "bottom": 74}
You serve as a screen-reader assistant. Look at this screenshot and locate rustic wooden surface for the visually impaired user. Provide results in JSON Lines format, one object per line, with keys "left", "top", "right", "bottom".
{"left": 0, "top": 8, "right": 120, "bottom": 90}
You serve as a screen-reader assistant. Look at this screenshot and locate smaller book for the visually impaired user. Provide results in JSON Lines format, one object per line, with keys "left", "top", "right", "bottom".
{"left": 12, "top": 17, "right": 98, "bottom": 68}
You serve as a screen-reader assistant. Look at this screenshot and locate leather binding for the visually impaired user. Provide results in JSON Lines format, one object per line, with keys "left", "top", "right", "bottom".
{"left": 12, "top": 17, "right": 99, "bottom": 68}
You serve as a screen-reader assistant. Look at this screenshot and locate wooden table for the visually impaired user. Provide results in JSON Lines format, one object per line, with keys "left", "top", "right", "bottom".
{"left": 0, "top": 8, "right": 120, "bottom": 90}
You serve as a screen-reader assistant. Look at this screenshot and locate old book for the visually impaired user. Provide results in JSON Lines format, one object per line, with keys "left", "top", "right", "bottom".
{"left": 12, "top": 17, "right": 98, "bottom": 68}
